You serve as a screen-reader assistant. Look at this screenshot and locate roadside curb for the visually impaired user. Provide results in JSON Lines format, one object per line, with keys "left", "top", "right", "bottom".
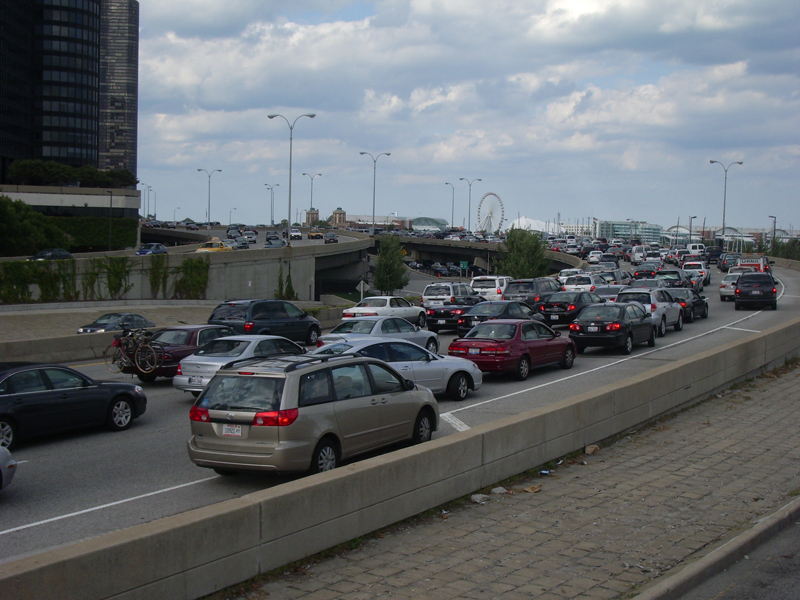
{"left": 632, "top": 495, "right": 800, "bottom": 600}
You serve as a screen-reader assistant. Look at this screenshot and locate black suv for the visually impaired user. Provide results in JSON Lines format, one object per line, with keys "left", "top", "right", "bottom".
{"left": 734, "top": 273, "right": 777, "bottom": 310}
{"left": 501, "top": 278, "right": 561, "bottom": 307}
{"left": 208, "top": 300, "right": 322, "bottom": 345}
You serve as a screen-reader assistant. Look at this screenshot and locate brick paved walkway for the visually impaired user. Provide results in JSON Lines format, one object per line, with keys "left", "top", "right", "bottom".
{"left": 208, "top": 363, "right": 800, "bottom": 600}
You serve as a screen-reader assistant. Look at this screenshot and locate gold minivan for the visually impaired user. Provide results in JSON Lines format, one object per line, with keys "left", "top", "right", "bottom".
{"left": 187, "top": 355, "right": 439, "bottom": 475}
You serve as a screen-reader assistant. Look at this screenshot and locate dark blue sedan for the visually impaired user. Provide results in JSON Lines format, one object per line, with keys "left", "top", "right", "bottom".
{"left": 136, "top": 243, "right": 168, "bottom": 255}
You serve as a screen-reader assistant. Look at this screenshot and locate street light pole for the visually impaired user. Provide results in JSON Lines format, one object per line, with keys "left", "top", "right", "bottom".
{"left": 688, "top": 216, "right": 697, "bottom": 245}
{"left": 302, "top": 173, "right": 321, "bottom": 213}
{"left": 174, "top": 207, "right": 181, "bottom": 223}
{"left": 268, "top": 113, "right": 316, "bottom": 245}
{"left": 152, "top": 190, "right": 157, "bottom": 221}
{"left": 265, "top": 184, "right": 279, "bottom": 226}
{"left": 769, "top": 215, "right": 777, "bottom": 247}
{"left": 107, "top": 189, "right": 113, "bottom": 251}
{"left": 459, "top": 178, "right": 482, "bottom": 232}
{"left": 360, "top": 151, "right": 391, "bottom": 236}
{"left": 709, "top": 160, "right": 743, "bottom": 250}
{"left": 138, "top": 182, "right": 147, "bottom": 219}
{"left": 197, "top": 168, "right": 222, "bottom": 230}
{"left": 146, "top": 185, "right": 152, "bottom": 219}
{"left": 445, "top": 182, "right": 455, "bottom": 228}
{"left": 229, "top": 207, "right": 237, "bottom": 226}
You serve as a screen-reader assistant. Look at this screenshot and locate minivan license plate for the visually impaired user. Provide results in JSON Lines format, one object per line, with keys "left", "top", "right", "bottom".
{"left": 222, "top": 424, "right": 242, "bottom": 437}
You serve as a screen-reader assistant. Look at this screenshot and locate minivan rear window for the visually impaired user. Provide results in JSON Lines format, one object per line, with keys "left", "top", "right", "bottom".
{"left": 505, "top": 282, "right": 534, "bottom": 293}
{"left": 471, "top": 280, "right": 498, "bottom": 289}
{"left": 210, "top": 305, "right": 248, "bottom": 320}
{"left": 424, "top": 285, "right": 451, "bottom": 296}
{"left": 199, "top": 375, "right": 284, "bottom": 411}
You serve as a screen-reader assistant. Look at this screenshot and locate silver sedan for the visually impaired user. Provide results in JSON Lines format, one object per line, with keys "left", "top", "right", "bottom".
{"left": 311, "top": 337, "right": 482, "bottom": 401}
{"left": 318, "top": 316, "right": 440, "bottom": 354}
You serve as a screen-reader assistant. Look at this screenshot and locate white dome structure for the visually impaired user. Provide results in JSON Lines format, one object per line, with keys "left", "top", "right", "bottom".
{"left": 506, "top": 216, "right": 548, "bottom": 233}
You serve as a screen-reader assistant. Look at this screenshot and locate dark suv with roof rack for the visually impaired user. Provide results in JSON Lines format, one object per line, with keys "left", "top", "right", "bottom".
{"left": 208, "top": 300, "right": 322, "bottom": 345}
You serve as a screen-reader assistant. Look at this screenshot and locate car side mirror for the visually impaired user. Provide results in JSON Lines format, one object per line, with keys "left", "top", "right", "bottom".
{"left": 554, "top": 331, "right": 561, "bottom": 338}
{"left": 645, "top": 312, "right": 652, "bottom": 318}
{"left": 404, "top": 378, "right": 415, "bottom": 391}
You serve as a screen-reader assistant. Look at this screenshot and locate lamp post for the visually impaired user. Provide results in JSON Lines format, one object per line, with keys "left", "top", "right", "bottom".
{"left": 265, "top": 183, "right": 279, "bottom": 226}
{"left": 197, "top": 168, "right": 222, "bottom": 229}
{"left": 709, "top": 160, "right": 743, "bottom": 250}
{"left": 360, "top": 151, "right": 391, "bottom": 236}
{"left": 174, "top": 207, "right": 181, "bottom": 223}
{"left": 302, "top": 173, "right": 321, "bottom": 212}
{"left": 769, "top": 215, "right": 777, "bottom": 247}
{"left": 445, "top": 182, "right": 455, "bottom": 228}
{"left": 152, "top": 189, "right": 157, "bottom": 221}
{"left": 138, "top": 182, "right": 147, "bottom": 219}
{"left": 229, "top": 207, "right": 237, "bottom": 226}
{"left": 688, "top": 216, "right": 697, "bottom": 245}
{"left": 268, "top": 113, "right": 316, "bottom": 245}
{"left": 146, "top": 185, "right": 152, "bottom": 219}
{"left": 107, "top": 189, "right": 113, "bottom": 251}
{"left": 459, "top": 177, "right": 482, "bottom": 233}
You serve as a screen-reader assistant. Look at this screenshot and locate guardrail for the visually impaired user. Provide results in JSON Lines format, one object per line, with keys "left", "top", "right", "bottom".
{"left": 4, "top": 308, "right": 800, "bottom": 599}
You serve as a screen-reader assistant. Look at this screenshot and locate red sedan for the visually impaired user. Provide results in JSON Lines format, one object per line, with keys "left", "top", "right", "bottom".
{"left": 447, "top": 319, "right": 576, "bottom": 380}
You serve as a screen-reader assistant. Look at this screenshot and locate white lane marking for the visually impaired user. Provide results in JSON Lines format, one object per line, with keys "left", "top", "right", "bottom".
{"left": 14, "top": 460, "right": 28, "bottom": 465}
{"left": 443, "top": 304, "right": 780, "bottom": 421}
{"left": 441, "top": 413, "right": 471, "bottom": 431}
{"left": 726, "top": 327, "right": 761, "bottom": 333}
{"left": 0, "top": 476, "right": 218, "bottom": 536}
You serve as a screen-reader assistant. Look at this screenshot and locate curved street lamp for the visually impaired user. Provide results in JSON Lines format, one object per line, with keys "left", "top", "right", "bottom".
{"left": 445, "top": 182, "right": 455, "bottom": 229}
{"left": 229, "top": 207, "right": 237, "bottom": 226}
{"left": 360, "top": 152, "right": 391, "bottom": 236}
{"left": 688, "top": 216, "right": 697, "bottom": 245}
{"left": 265, "top": 183, "right": 279, "bottom": 226}
{"left": 769, "top": 215, "right": 777, "bottom": 246}
{"left": 459, "top": 178, "right": 481, "bottom": 232}
{"left": 197, "top": 168, "right": 222, "bottom": 229}
{"left": 268, "top": 113, "right": 316, "bottom": 244}
{"left": 302, "top": 173, "right": 322, "bottom": 212}
{"left": 709, "top": 160, "right": 743, "bottom": 250}
{"left": 174, "top": 207, "right": 181, "bottom": 223}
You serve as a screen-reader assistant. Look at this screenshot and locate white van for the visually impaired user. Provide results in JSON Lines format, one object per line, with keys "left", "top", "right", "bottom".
{"left": 685, "top": 243, "right": 705, "bottom": 259}
{"left": 469, "top": 275, "right": 511, "bottom": 301}
{"left": 630, "top": 245, "right": 649, "bottom": 266}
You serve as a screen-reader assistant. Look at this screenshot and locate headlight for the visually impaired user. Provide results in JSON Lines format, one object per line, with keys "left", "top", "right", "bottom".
{"left": 134, "top": 386, "right": 144, "bottom": 394}
{"left": 78, "top": 328, "right": 84, "bottom": 333}
{"left": 96, "top": 328, "right": 105, "bottom": 333}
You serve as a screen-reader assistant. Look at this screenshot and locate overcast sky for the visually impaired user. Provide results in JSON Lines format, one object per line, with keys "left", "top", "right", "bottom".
{"left": 137, "top": 0, "right": 800, "bottom": 234}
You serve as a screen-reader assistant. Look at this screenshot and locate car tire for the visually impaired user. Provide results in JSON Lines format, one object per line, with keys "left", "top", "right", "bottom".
{"left": 702, "top": 305, "right": 709, "bottom": 318}
{"left": 560, "top": 346, "right": 575, "bottom": 369}
{"left": 412, "top": 409, "right": 434, "bottom": 444}
{"left": 772, "top": 301, "right": 778, "bottom": 310}
{"left": 0, "top": 418, "right": 18, "bottom": 450}
{"left": 658, "top": 317, "right": 667, "bottom": 337}
{"left": 428, "top": 325, "right": 439, "bottom": 333}
{"left": 137, "top": 372, "right": 157, "bottom": 383}
{"left": 621, "top": 334, "right": 634, "bottom": 355}
{"left": 719, "top": 296, "right": 725, "bottom": 302}
{"left": 686, "top": 308, "right": 695, "bottom": 323}
{"left": 417, "top": 312, "right": 427, "bottom": 327}
{"left": 514, "top": 355, "right": 531, "bottom": 381}
{"left": 734, "top": 301, "right": 740, "bottom": 311}
{"left": 647, "top": 327, "right": 656, "bottom": 347}
{"left": 447, "top": 373, "right": 470, "bottom": 401}
{"left": 674, "top": 312, "right": 683, "bottom": 331}
{"left": 425, "top": 338, "right": 439, "bottom": 354}
{"left": 213, "top": 468, "right": 238, "bottom": 476}
{"left": 575, "top": 344, "right": 585, "bottom": 354}
{"left": 310, "top": 437, "right": 339, "bottom": 473}
{"left": 305, "top": 327, "right": 321, "bottom": 346}
{"left": 107, "top": 396, "right": 133, "bottom": 431}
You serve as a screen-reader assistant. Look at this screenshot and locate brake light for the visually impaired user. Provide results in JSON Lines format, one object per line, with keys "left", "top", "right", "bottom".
{"left": 651, "top": 303, "right": 657, "bottom": 313}
{"left": 450, "top": 296, "right": 456, "bottom": 303}
{"left": 449, "top": 345, "right": 466, "bottom": 354}
{"left": 773, "top": 288, "right": 777, "bottom": 294}
{"left": 569, "top": 323, "right": 581, "bottom": 331}
{"left": 452, "top": 308, "right": 465, "bottom": 316}
{"left": 735, "top": 288, "right": 740, "bottom": 295}
{"left": 502, "top": 295, "right": 507, "bottom": 300}
{"left": 176, "top": 365, "right": 182, "bottom": 375}
{"left": 562, "top": 286, "right": 566, "bottom": 291}
{"left": 534, "top": 295, "right": 541, "bottom": 302}
{"left": 480, "top": 345, "right": 511, "bottom": 355}
{"left": 252, "top": 409, "right": 299, "bottom": 427}
{"left": 427, "top": 309, "right": 435, "bottom": 315}
{"left": 605, "top": 323, "right": 622, "bottom": 331}
{"left": 316, "top": 339, "right": 325, "bottom": 347}
{"left": 540, "top": 305, "right": 546, "bottom": 311}
{"left": 567, "top": 304, "right": 576, "bottom": 311}
{"left": 679, "top": 301, "right": 687, "bottom": 307}
{"left": 457, "top": 318, "right": 466, "bottom": 325}
{"left": 244, "top": 321, "right": 255, "bottom": 332}
{"left": 342, "top": 311, "right": 355, "bottom": 318}
{"left": 189, "top": 406, "right": 210, "bottom": 422}
{"left": 590, "top": 286, "right": 595, "bottom": 292}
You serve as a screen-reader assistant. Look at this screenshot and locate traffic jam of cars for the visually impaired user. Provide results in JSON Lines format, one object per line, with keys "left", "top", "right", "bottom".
{"left": 0, "top": 241, "right": 781, "bottom": 487}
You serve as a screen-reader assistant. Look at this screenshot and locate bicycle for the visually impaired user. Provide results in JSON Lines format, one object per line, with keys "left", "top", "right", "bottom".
{"left": 103, "top": 329, "right": 164, "bottom": 374}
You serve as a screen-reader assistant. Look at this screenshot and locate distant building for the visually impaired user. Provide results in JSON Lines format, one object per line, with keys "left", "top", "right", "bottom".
{"left": 305, "top": 207, "right": 319, "bottom": 226}
{"left": 331, "top": 207, "right": 347, "bottom": 227}
{"left": 595, "top": 220, "right": 662, "bottom": 244}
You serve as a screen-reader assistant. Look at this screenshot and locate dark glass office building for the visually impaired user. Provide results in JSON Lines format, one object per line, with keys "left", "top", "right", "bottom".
{"left": 0, "top": 0, "right": 138, "bottom": 183}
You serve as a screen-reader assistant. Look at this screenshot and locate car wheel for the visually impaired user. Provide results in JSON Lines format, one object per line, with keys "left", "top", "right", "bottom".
{"left": 658, "top": 317, "right": 667, "bottom": 337}
{"left": 734, "top": 301, "right": 740, "bottom": 311}
{"left": 425, "top": 338, "right": 439, "bottom": 354}
{"left": 560, "top": 346, "right": 575, "bottom": 369}
{"left": 412, "top": 409, "right": 434, "bottom": 444}
{"left": 702, "top": 305, "right": 709, "bottom": 318}
{"left": 621, "top": 334, "right": 633, "bottom": 355}
{"left": 137, "top": 372, "right": 157, "bottom": 383}
{"left": 417, "top": 312, "right": 426, "bottom": 327}
{"left": 719, "top": 296, "right": 725, "bottom": 302}
{"left": 686, "top": 308, "right": 695, "bottom": 323}
{"left": 190, "top": 391, "right": 201, "bottom": 398}
{"left": 772, "top": 301, "right": 778, "bottom": 310}
{"left": 107, "top": 396, "right": 133, "bottom": 431}
{"left": 0, "top": 418, "right": 18, "bottom": 450}
{"left": 514, "top": 355, "right": 531, "bottom": 381}
{"left": 647, "top": 327, "right": 656, "bottom": 347}
{"left": 575, "top": 344, "right": 585, "bottom": 355}
{"left": 447, "top": 373, "right": 469, "bottom": 401}
{"left": 305, "top": 327, "right": 321, "bottom": 346}
{"left": 674, "top": 312, "right": 683, "bottom": 331}
{"left": 310, "top": 438, "right": 339, "bottom": 473}
{"left": 428, "top": 325, "right": 439, "bottom": 333}
{"left": 213, "top": 468, "right": 238, "bottom": 476}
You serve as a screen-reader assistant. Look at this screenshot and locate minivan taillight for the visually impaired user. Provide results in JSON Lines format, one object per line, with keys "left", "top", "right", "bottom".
{"left": 252, "top": 409, "right": 299, "bottom": 427}
{"left": 244, "top": 321, "right": 255, "bottom": 332}
{"left": 189, "top": 406, "right": 210, "bottom": 422}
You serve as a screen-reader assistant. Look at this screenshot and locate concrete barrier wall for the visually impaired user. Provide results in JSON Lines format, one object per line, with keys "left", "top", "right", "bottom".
{"left": 4, "top": 312, "right": 800, "bottom": 600}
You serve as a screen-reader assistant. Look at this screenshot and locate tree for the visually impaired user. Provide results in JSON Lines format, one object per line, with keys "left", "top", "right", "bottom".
{"left": 494, "top": 228, "right": 550, "bottom": 278}
{"left": 373, "top": 235, "right": 409, "bottom": 294}
{"left": 8, "top": 159, "right": 137, "bottom": 188}
{"left": 0, "top": 195, "right": 71, "bottom": 256}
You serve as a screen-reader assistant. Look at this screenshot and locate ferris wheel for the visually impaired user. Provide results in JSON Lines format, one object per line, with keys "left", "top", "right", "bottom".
{"left": 476, "top": 192, "right": 504, "bottom": 233}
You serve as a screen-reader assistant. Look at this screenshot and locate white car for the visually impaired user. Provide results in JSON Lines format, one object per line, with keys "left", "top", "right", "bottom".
{"left": 719, "top": 273, "right": 741, "bottom": 301}
{"left": 318, "top": 316, "right": 439, "bottom": 354}
{"left": 562, "top": 274, "right": 606, "bottom": 292}
{"left": 586, "top": 251, "right": 604, "bottom": 264}
{"left": 173, "top": 335, "right": 306, "bottom": 396}
{"left": 469, "top": 276, "right": 512, "bottom": 301}
{"left": 342, "top": 296, "right": 427, "bottom": 327}
{"left": 558, "top": 268, "right": 585, "bottom": 283}
{"left": 311, "top": 337, "right": 482, "bottom": 401}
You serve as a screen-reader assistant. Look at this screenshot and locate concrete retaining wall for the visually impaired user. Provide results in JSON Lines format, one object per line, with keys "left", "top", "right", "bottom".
{"left": 4, "top": 313, "right": 800, "bottom": 600}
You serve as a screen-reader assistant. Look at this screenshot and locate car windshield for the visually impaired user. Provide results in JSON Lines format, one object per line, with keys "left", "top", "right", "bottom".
{"left": 150, "top": 329, "right": 191, "bottom": 345}
{"left": 424, "top": 285, "right": 451, "bottom": 296}
{"left": 505, "top": 282, "right": 534, "bottom": 293}
{"left": 198, "top": 375, "right": 284, "bottom": 412}
{"left": 548, "top": 292, "right": 580, "bottom": 303}
{"left": 195, "top": 340, "right": 249, "bottom": 357}
{"left": 93, "top": 313, "right": 123, "bottom": 324}
{"left": 468, "top": 303, "right": 505, "bottom": 316}
{"left": 579, "top": 306, "right": 623, "bottom": 320}
{"left": 356, "top": 298, "right": 388, "bottom": 308}
{"left": 331, "top": 320, "right": 378, "bottom": 334}
{"left": 465, "top": 323, "right": 516, "bottom": 339}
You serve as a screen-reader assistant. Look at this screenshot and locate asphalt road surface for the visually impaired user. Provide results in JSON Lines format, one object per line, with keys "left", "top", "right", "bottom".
{"left": 0, "top": 265, "right": 796, "bottom": 564}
